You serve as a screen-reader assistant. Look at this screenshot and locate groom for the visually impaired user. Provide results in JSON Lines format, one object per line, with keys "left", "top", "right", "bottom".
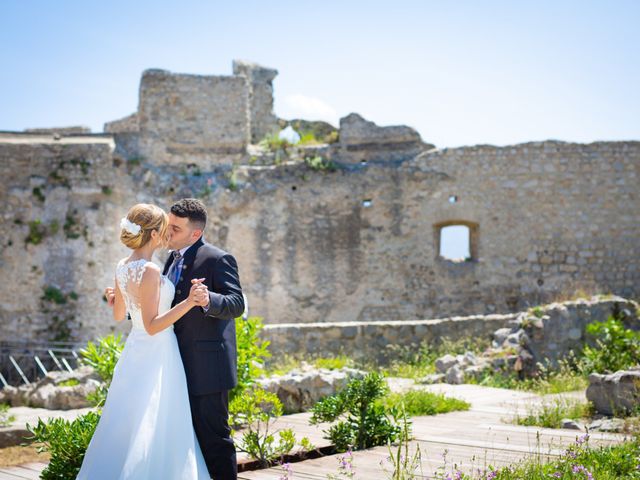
{"left": 164, "top": 198, "right": 245, "bottom": 480}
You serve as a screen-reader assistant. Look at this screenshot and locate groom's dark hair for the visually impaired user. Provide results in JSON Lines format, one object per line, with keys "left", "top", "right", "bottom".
{"left": 170, "top": 198, "right": 207, "bottom": 230}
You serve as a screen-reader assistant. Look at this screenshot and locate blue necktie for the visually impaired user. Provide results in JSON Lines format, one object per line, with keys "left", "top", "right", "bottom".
{"left": 168, "top": 251, "right": 182, "bottom": 286}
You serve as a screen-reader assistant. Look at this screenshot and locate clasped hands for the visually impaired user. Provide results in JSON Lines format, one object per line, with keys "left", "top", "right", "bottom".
{"left": 188, "top": 278, "right": 209, "bottom": 308}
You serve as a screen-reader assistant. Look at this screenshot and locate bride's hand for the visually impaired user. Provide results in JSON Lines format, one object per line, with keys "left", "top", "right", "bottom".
{"left": 104, "top": 287, "right": 115, "bottom": 307}
{"left": 187, "top": 279, "right": 208, "bottom": 307}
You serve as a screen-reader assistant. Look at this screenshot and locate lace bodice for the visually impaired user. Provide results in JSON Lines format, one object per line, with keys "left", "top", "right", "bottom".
{"left": 115, "top": 258, "right": 175, "bottom": 332}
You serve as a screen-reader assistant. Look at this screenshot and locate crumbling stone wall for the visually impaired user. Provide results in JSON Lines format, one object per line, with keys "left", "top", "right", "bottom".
{"left": 259, "top": 296, "right": 639, "bottom": 364}
{"left": 136, "top": 69, "right": 250, "bottom": 167}
{"left": 421, "top": 140, "right": 639, "bottom": 306}
{"left": 1, "top": 61, "right": 638, "bottom": 345}
{"left": 104, "top": 60, "right": 280, "bottom": 168}
{"left": 215, "top": 138, "right": 639, "bottom": 325}
{"left": 0, "top": 134, "right": 137, "bottom": 342}
{"left": 232, "top": 60, "right": 279, "bottom": 143}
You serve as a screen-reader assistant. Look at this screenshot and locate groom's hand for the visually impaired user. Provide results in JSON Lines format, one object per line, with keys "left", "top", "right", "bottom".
{"left": 104, "top": 287, "right": 115, "bottom": 307}
{"left": 190, "top": 278, "right": 209, "bottom": 307}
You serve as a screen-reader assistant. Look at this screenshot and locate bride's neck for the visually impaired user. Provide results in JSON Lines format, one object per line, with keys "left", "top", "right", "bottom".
{"left": 130, "top": 244, "right": 156, "bottom": 261}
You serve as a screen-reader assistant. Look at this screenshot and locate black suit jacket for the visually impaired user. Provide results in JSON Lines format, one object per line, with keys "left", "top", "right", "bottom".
{"left": 163, "top": 237, "right": 245, "bottom": 395}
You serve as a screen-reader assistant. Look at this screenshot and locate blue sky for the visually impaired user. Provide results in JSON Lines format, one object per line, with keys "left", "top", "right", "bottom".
{"left": 1, "top": 0, "right": 638, "bottom": 148}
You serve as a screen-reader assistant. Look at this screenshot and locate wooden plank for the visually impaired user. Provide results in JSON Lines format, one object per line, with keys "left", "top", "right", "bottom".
{"left": 5, "top": 467, "right": 40, "bottom": 479}
{"left": 0, "top": 473, "right": 28, "bottom": 480}
{"left": 11, "top": 464, "right": 44, "bottom": 474}
{"left": 473, "top": 423, "right": 627, "bottom": 441}
{"left": 0, "top": 466, "right": 38, "bottom": 480}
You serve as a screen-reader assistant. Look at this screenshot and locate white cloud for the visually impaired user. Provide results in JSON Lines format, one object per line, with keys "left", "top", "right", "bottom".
{"left": 278, "top": 93, "right": 339, "bottom": 125}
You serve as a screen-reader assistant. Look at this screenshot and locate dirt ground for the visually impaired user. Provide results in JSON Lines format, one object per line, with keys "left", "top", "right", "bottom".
{"left": 0, "top": 444, "right": 49, "bottom": 467}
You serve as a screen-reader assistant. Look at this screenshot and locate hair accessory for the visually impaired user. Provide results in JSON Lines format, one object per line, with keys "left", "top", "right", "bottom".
{"left": 120, "top": 217, "right": 142, "bottom": 235}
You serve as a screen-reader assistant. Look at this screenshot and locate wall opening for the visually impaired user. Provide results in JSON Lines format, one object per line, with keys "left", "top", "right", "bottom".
{"left": 434, "top": 221, "right": 478, "bottom": 262}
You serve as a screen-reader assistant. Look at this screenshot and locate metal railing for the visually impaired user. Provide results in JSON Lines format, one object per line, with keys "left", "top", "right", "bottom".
{"left": 0, "top": 340, "right": 83, "bottom": 387}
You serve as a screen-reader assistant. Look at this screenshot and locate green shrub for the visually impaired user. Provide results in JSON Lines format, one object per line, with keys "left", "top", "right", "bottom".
{"left": 471, "top": 435, "right": 640, "bottom": 480}
{"left": 79, "top": 333, "right": 125, "bottom": 407}
{"left": 229, "top": 388, "right": 310, "bottom": 467}
{"left": 383, "top": 390, "right": 470, "bottom": 416}
{"left": 232, "top": 316, "right": 271, "bottom": 400}
{"left": 127, "top": 156, "right": 143, "bottom": 166}
{"left": 469, "top": 368, "right": 524, "bottom": 390}
{"left": 32, "top": 187, "right": 46, "bottom": 203}
{"left": 470, "top": 352, "right": 589, "bottom": 395}
{"left": 581, "top": 315, "right": 640, "bottom": 374}
{"left": 325, "top": 131, "right": 339, "bottom": 144}
{"left": 79, "top": 334, "right": 124, "bottom": 382}
{"left": 26, "top": 219, "right": 47, "bottom": 245}
{"left": 226, "top": 167, "right": 239, "bottom": 191}
{"left": 57, "top": 378, "right": 80, "bottom": 387}
{"left": 379, "top": 336, "right": 490, "bottom": 380}
{"left": 25, "top": 411, "right": 100, "bottom": 480}
{"left": 310, "top": 372, "right": 402, "bottom": 452}
{"left": 41, "top": 286, "right": 67, "bottom": 305}
{"left": 530, "top": 306, "right": 545, "bottom": 318}
{"left": 298, "top": 131, "right": 322, "bottom": 145}
{"left": 265, "top": 354, "right": 354, "bottom": 376}
{"left": 63, "top": 213, "right": 83, "bottom": 239}
{"left": 0, "top": 403, "right": 15, "bottom": 427}
{"left": 525, "top": 353, "right": 589, "bottom": 394}
{"left": 304, "top": 155, "right": 337, "bottom": 172}
{"left": 314, "top": 356, "right": 354, "bottom": 371}
{"left": 259, "top": 132, "right": 290, "bottom": 152}
{"left": 513, "top": 398, "right": 594, "bottom": 429}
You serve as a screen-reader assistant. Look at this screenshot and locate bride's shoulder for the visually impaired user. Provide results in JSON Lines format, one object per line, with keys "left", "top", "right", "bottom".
{"left": 142, "top": 262, "right": 161, "bottom": 274}
{"left": 139, "top": 262, "right": 161, "bottom": 284}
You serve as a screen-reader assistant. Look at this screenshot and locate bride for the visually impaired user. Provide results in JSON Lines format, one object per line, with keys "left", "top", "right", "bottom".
{"left": 76, "top": 203, "right": 211, "bottom": 479}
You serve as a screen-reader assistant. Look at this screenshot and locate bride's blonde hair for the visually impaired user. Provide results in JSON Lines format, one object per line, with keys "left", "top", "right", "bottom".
{"left": 120, "top": 204, "right": 168, "bottom": 250}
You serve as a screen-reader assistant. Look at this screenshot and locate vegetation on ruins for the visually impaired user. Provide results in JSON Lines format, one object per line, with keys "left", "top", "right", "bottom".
{"left": 304, "top": 155, "right": 338, "bottom": 172}
{"left": 40, "top": 286, "right": 81, "bottom": 342}
{"left": 0, "top": 403, "right": 15, "bottom": 427}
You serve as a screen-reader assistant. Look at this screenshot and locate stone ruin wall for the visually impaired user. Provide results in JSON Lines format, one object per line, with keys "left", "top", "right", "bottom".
{"left": 0, "top": 136, "right": 137, "bottom": 342}
{"left": 105, "top": 59, "right": 279, "bottom": 167}
{"left": 224, "top": 139, "right": 639, "bottom": 325}
{"left": 0, "top": 59, "right": 638, "bottom": 345}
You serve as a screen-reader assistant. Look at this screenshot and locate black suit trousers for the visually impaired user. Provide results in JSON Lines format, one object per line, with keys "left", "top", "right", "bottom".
{"left": 189, "top": 390, "right": 237, "bottom": 480}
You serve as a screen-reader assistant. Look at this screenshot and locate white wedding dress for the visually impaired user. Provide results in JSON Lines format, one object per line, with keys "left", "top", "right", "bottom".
{"left": 76, "top": 258, "right": 210, "bottom": 479}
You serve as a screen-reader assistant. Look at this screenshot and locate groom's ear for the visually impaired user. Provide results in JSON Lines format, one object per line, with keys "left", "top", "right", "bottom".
{"left": 191, "top": 228, "right": 203, "bottom": 241}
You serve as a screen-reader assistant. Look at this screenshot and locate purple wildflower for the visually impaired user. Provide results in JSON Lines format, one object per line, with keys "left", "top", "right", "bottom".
{"left": 572, "top": 464, "right": 593, "bottom": 480}
{"left": 576, "top": 433, "right": 589, "bottom": 445}
{"left": 279, "top": 462, "right": 293, "bottom": 480}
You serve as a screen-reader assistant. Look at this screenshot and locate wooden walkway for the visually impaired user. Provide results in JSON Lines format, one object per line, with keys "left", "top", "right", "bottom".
{"left": 0, "top": 384, "right": 630, "bottom": 479}
{"left": 238, "top": 384, "right": 629, "bottom": 479}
